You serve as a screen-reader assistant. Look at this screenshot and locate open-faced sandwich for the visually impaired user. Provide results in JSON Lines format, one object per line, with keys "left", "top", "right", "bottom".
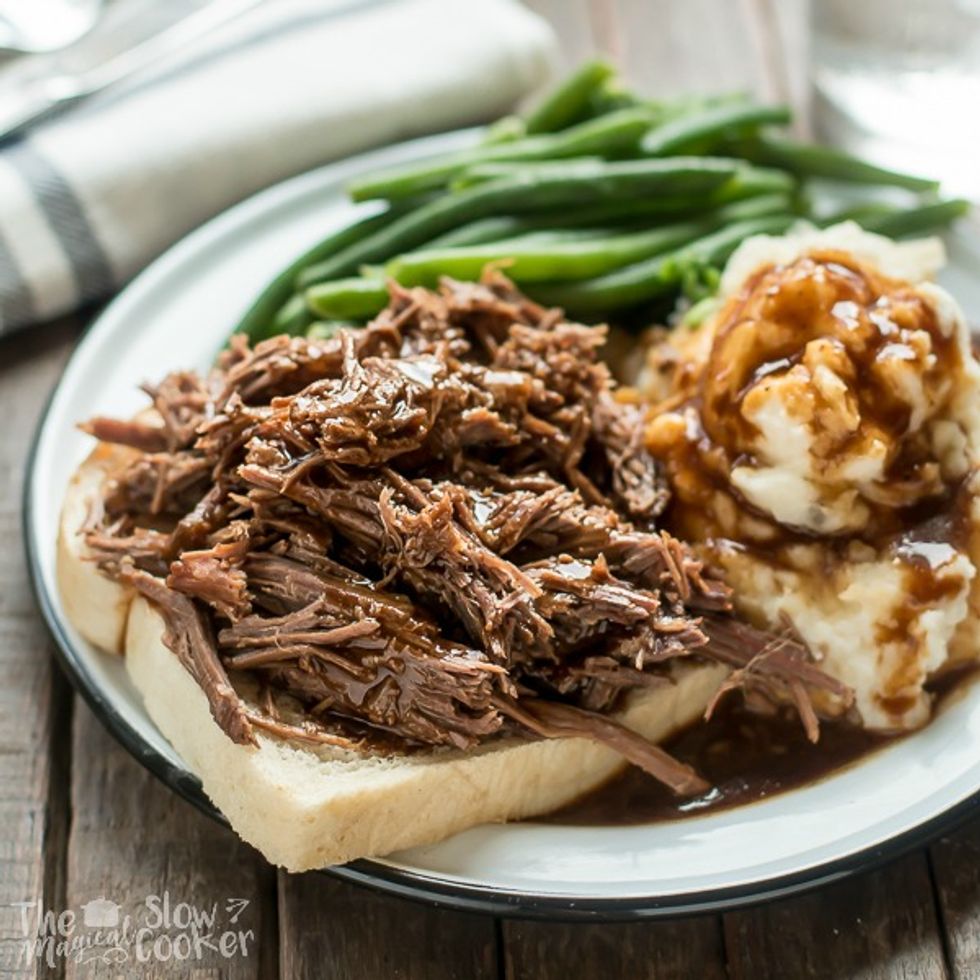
{"left": 58, "top": 271, "right": 853, "bottom": 870}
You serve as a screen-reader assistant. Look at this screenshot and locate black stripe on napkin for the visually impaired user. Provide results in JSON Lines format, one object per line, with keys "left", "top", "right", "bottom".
{"left": 6, "top": 142, "right": 115, "bottom": 304}
{"left": 0, "top": 226, "right": 35, "bottom": 332}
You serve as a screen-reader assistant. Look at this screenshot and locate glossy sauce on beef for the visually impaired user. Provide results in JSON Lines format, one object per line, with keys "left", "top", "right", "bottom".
{"left": 545, "top": 665, "right": 978, "bottom": 825}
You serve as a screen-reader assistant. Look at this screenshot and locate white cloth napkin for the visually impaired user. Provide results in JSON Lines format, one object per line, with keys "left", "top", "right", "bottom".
{"left": 0, "top": 0, "right": 556, "bottom": 335}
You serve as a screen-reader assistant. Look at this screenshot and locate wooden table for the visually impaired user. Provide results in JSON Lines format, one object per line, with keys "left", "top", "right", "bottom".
{"left": 3, "top": 1, "right": 979, "bottom": 977}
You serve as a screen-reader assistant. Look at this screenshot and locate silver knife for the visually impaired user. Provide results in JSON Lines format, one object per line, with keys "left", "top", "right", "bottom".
{"left": 0, "top": 0, "right": 266, "bottom": 142}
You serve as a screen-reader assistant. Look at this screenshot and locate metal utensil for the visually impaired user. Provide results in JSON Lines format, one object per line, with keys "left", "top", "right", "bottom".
{"left": 0, "top": 0, "right": 104, "bottom": 53}
{"left": 0, "top": 0, "right": 265, "bottom": 142}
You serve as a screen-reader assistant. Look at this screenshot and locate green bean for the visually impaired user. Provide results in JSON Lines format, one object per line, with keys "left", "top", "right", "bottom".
{"left": 387, "top": 222, "right": 703, "bottom": 287}
{"left": 642, "top": 103, "right": 792, "bottom": 156}
{"left": 662, "top": 90, "right": 753, "bottom": 122}
{"left": 524, "top": 59, "right": 616, "bottom": 134}
{"left": 388, "top": 198, "right": 791, "bottom": 287}
{"left": 448, "top": 157, "right": 611, "bottom": 190}
{"left": 431, "top": 221, "right": 630, "bottom": 249}
{"left": 409, "top": 197, "right": 788, "bottom": 258}
{"left": 733, "top": 134, "right": 940, "bottom": 191}
{"left": 271, "top": 293, "right": 313, "bottom": 336}
{"left": 817, "top": 201, "right": 896, "bottom": 227}
{"left": 425, "top": 211, "right": 670, "bottom": 249}
{"left": 684, "top": 214, "right": 797, "bottom": 265}
{"left": 425, "top": 216, "right": 537, "bottom": 248}
{"left": 528, "top": 214, "right": 795, "bottom": 315}
{"left": 348, "top": 107, "right": 656, "bottom": 203}
{"left": 425, "top": 170, "right": 794, "bottom": 244}
{"left": 481, "top": 115, "right": 526, "bottom": 145}
{"left": 816, "top": 198, "right": 969, "bottom": 237}
{"left": 584, "top": 76, "right": 648, "bottom": 118}
{"left": 860, "top": 198, "right": 971, "bottom": 238}
{"left": 452, "top": 158, "right": 794, "bottom": 201}
{"left": 448, "top": 155, "right": 761, "bottom": 192}
{"left": 426, "top": 208, "right": 706, "bottom": 249}
{"left": 234, "top": 206, "right": 395, "bottom": 341}
{"left": 680, "top": 263, "right": 722, "bottom": 302}
{"left": 709, "top": 165, "right": 797, "bottom": 203}
{"left": 296, "top": 158, "right": 742, "bottom": 288}
{"left": 679, "top": 294, "right": 719, "bottom": 328}
{"left": 709, "top": 191, "right": 796, "bottom": 221}
{"left": 545, "top": 177, "right": 793, "bottom": 224}
{"left": 306, "top": 276, "right": 389, "bottom": 320}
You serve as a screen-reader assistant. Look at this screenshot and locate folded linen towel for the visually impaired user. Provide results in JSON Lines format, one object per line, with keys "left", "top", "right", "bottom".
{"left": 0, "top": 0, "right": 556, "bottom": 335}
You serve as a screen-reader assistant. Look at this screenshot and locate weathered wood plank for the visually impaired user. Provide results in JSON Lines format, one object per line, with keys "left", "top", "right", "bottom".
{"left": 0, "top": 324, "right": 77, "bottom": 980}
{"left": 277, "top": 872, "right": 498, "bottom": 980}
{"left": 725, "top": 854, "right": 949, "bottom": 980}
{"left": 749, "top": 0, "right": 810, "bottom": 129}
{"left": 611, "top": 0, "right": 773, "bottom": 99}
{"left": 63, "top": 702, "right": 277, "bottom": 979}
{"left": 930, "top": 822, "right": 980, "bottom": 979}
{"left": 501, "top": 916, "right": 726, "bottom": 980}
{"left": 523, "top": 0, "right": 598, "bottom": 70}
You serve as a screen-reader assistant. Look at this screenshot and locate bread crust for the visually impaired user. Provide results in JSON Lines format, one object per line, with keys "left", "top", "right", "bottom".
{"left": 56, "top": 443, "right": 136, "bottom": 654}
{"left": 58, "top": 445, "right": 728, "bottom": 871}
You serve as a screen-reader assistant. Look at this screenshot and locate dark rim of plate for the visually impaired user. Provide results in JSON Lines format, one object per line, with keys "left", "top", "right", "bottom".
{"left": 20, "top": 146, "right": 980, "bottom": 921}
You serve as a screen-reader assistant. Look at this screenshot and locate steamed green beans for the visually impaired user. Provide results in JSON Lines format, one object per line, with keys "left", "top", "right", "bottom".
{"left": 642, "top": 103, "right": 792, "bottom": 156}
{"left": 524, "top": 59, "right": 615, "bottom": 134}
{"left": 529, "top": 214, "right": 796, "bottom": 315}
{"left": 446, "top": 155, "right": 773, "bottom": 192}
{"left": 301, "top": 212, "right": 798, "bottom": 325}
{"left": 817, "top": 198, "right": 969, "bottom": 237}
{"left": 306, "top": 277, "right": 390, "bottom": 320}
{"left": 229, "top": 59, "right": 970, "bottom": 344}
{"left": 387, "top": 197, "right": 792, "bottom": 287}
{"left": 425, "top": 216, "right": 540, "bottom": 248}
{"left": 733, "top": 134, "right": 940, "bottom": 191}
{"left": 424, "top": 190, "right": 794, "bottom": 251}
{"left": 235, "top": 205, "right": 396, "bottom": 341}
{"left": 271, "top": 293, "right": 313, "bottom": 336}
{"left": 861, "top": 198, "right": 971, "bottom": 238}
{"left": 428, "top": 220, "right": 623, "bottom": 249}
{"left": 428, "top": 178, "right": 793, "bottom": 243}
{"left": 348, "top": 107, "right": 657, "bottom": 203}
{"left": 297, "top": 157, "right": 743, "bottom": 288}
{"left": 387, "top": 221, "right": 709, "bottom": 287}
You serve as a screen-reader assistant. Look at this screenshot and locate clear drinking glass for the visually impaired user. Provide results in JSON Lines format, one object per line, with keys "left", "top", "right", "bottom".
{"left": 811, "top": 0, "right": 980, "bottom": 198}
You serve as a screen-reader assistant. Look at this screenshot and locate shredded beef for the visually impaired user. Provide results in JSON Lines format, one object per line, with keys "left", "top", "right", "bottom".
{"left": 83, "top": 272, "right": 852, "bottom": 793}
{"left": 120, "top": 565, "right": 255, "bottom": 746}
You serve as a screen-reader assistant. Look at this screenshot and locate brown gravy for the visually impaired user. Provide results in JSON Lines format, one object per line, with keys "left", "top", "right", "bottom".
{"left": 543, "top": 665, "right": 979, "bottom": 826}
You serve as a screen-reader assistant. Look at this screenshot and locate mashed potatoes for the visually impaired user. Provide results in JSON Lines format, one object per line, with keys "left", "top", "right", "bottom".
{"left": 642, "top": 223, "right": 980, "bottom": 730}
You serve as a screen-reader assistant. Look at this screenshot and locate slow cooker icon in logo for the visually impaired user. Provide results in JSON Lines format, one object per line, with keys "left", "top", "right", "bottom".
{"left": 81, "top": 898, "right": 121, "bottom": 929}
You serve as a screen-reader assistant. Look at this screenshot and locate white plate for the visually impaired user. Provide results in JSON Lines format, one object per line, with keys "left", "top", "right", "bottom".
{"left": 24, "top": 129, "right": 980, "bottom": 918}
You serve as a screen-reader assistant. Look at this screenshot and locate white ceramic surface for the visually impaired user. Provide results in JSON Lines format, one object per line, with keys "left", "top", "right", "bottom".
{"left": 25, "top": 129, "right": 980, "bottom": 914}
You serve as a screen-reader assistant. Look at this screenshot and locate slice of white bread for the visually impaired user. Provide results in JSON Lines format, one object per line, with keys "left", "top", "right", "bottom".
{"left": 57, "top": 442, "right": 138, "bottom": 654}
{"left": 58, "top": 444, "right": 728, "bottom": 871}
